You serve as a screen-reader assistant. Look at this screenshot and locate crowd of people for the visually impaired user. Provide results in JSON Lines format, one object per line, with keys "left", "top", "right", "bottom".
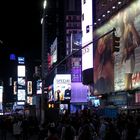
{"left": 0, "top": 109, "right": 140, "bottom": 140}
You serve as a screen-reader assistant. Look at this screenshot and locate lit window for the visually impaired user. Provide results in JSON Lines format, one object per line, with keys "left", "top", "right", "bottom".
{"left": 66, "top": 23, "right": 69, "bottom": 27}
{"left": 73, "top": 23, "right": 77, "bottom": 27}
{"left": 77, "top": 16, "right": 81, "bottom": 20}
{"left": 66, "top": 16, "right": 69, "bottom": 20}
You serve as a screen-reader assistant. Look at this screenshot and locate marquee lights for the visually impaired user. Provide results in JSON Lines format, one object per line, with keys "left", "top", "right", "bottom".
{"left": 94, "top": 0, "right": 124, "bottom": 28}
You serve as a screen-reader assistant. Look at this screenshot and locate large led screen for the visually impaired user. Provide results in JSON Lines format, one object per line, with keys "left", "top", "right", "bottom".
{"left": 17, "top": 66, "right": 25, "bottom": 77}
{"left": 51, "top": 38, "right": 57, "bottom": 65}
{"left": 18, "top": 57, "right": 25, "bottom": 64}
{"left": 27, "top": 81, "right": 32, "bottom": 95}
{"left": 70, "top": 82, "right": 88, "bottom": 103}
{"left": 94, "top": 0, "right": 140, "bottom": 93}
{"left": 93, "top": 33, "right": 114, "bottom": 94}
{"left": 81, "top": 0, "right": 93, "bottom": 71}
{"left": 13, "top": 81, "right": 17, "bottom": 95}
{"left": 17, "top": 89, "right": 26, "bottom": 101}
{"left": 36, "top": 80, "right": 42, "bottom": 94}
{"left": 18, "top": 77, "right": 25, "bottom": 89}
{"left": 53, "top": 74, "right": 71, "bottom": 101}
{"left": 71, "top": 58, "right": 82, "bottom": 82}
{"left": 71, "top": 33, "right": 82, "bottom": 52}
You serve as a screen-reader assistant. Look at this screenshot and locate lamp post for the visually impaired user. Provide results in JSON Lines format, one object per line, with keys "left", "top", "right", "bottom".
{"left": 41, "top": 0, "right": 47, "bottom": 124}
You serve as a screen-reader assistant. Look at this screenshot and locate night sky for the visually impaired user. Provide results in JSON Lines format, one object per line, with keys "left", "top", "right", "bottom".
{"left": 0, "top": 0, "right": 42, "bottom": 60}
{"left": 0, "top": 0, "right": 43, "bottom": 102}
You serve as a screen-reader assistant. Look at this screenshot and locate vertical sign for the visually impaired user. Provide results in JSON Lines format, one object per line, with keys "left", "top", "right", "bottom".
{"left": 17, "top": 57, "right": 26, "bottom": 104}
{"left": 81, "top": 0, "right": 93, "bottom": 71}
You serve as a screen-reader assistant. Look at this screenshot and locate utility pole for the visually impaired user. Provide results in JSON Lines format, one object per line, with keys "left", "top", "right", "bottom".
{"left": 41, "top": 0, "right": 47, "bottom": 124}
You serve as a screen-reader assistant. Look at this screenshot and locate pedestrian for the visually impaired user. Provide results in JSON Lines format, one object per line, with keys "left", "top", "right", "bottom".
{"left": 44, "top": 123, "right": 59, "bottom": 140}
{"left": 12, "top": 117, "right": 22, "bottom": 140}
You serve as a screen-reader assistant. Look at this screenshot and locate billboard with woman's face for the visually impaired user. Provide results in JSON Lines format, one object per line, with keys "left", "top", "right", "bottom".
{"left": 94, "top": 34, "right": 114, "bottom": 94}
{"left": 94, "top": 0, "right": 140, "bottom": 94}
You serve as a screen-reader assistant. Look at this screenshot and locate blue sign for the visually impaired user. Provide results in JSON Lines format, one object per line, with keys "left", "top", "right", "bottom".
{"left": 18, "top": 57, "right": 25, "bottom": 64}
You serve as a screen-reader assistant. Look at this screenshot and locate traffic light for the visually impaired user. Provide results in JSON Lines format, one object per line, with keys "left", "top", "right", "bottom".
{"left": 112, "top": 32, "right": 120, "bottom": 52}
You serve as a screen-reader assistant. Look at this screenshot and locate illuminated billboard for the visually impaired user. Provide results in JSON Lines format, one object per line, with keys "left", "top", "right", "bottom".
{"left": 17, "top": 66, "right": 25, "bottom": 77}
{"left": 71, "top": 58, "right": 82, "bottom": 82}
{"left": 13, "top": 81, "right": 17, "bottom": 95}
{"left": 93, "top": 33, "right": 114, "bottom": 94}
{"left": 36, "top": 80, "right": 42, "bottom": 94}
{"left": 17, "top": 89, "right": 26, "bottom": 101}
{"left": 53, "top": 74, "right": 71, "bottom": 101}
{"left": 18, "top": 57, "right": 25, "bottom": 64}
{"left": 94, "top": 0, "right": 140, "bottom": 93}
{"left": 81, "top": 0, "right": 93, "bottom": 71}
{"left": 27, "top": 96, "right": 33, "bottom": 105}
{"left": 18, "top": 77, "right": 25, "bottom": 89}
{"left": 70, "top": 33, "right": 82, "bottom": 53}
{"left": 17, "top": 57, "right": 26, "bottom": 102}
{"left": 27, "top": 81, "right": 32, "bottom": 95}
{"left": 70, "top": 83, "right": 88, "bottom": 103}
{"left": 50, "top": 38, "right": 57, "bottom": 65}
{"left": 47, "top": 85, "right": 54, "bottom": 102}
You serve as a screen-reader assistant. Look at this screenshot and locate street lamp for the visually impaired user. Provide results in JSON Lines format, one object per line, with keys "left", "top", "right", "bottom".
{"left": 43, "top": 0, "right": 47, "bottom": 9}
{"left": 41, "top": 0, "right": 47, "bottom": 124}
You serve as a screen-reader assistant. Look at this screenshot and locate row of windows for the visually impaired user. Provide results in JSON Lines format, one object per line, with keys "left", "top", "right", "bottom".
{"left": 66, "top": 22, "right": 81, "bottom": 28}
{"left": 66, "top": 15, "right": 81, "bottom": 21}
{"left": 66, "top": 29, "right": 81, "bottom": 35}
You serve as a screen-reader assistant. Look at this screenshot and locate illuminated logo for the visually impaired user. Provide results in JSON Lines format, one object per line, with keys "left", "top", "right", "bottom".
{"left": 56, "top": 79, "right": 71, "bottom": 84}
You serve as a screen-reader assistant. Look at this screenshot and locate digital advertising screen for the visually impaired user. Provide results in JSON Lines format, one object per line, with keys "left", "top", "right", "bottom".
{"left": 70, "top": 82, "right": 88, "bottom": 103}
{"left": 17, "top": 77, "right": 25, "bottom": 89}
{"left": 18, "top": 57, "right": 25, "bottom": 64}
{"left": 53, "top": 74, "right": 71, "bottom": 101}
{"left": 94, "top": 99, "right": 100, "bottom": 107}
{"left": 94, "top": 0, "right": 140, "bottom": 93}
{"left": 48, "top": 89, "right": 54, "bottom": 102}
{"left": 93, "top": 33, "right": 114, "bottom": 94}
{"left": 51, "top": 37, "right": 57, "bottom": 65}
{"left": 88, "top": 96, "right": 100, "bottom": 107}
{"left": 71, "top": 58, "right": 82, "bottom": 82}
{"left": 71, "top": 33, "right": 82, "bottom": 52}
{"left": 13, "top": 81, "right": 17, "bottom": 95}
{"left": 59, "top": 104, "right": 68, "bottom": 114}
{"left": 27, "top": 81, "right": 32, "bottom": 95}
{"left": 17, "top": 89, "right": 26, "bottom": 101}
{"left": 36, "top": 80, "right": 42, "bottom": 94}
{"left": 27, "top": 96, "right": 33, "bottom": 105}
{"left": 17, "top": 65, "right": 25, "bottom": 77}
{"left": 81, "top": 0, "right": 93, "bottom": 71}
